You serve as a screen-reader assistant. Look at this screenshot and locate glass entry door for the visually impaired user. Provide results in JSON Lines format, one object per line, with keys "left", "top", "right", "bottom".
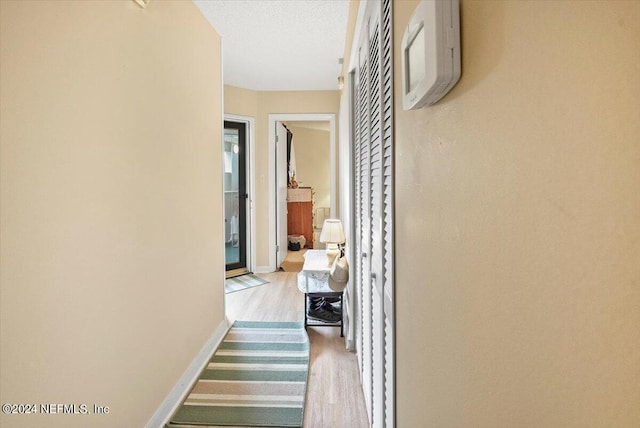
{"left": 224, "top": 121, "right": 248, "bottom": 275}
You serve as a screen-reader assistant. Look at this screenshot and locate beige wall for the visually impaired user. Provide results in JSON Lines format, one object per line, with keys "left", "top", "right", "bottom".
{"left": 224, "top": 84, "right": 258, "bottom": 119}
{"left": 0, "top": 1, "right": 225, "bottom": 427}
{"left": 287, "top": 125, "right": 331, "bottom": 212}
{"left": 224, "top": 86, "right": 340, "bottom": 268}
{"left": 393, "top": 1, "right": 640, "bottom": 427}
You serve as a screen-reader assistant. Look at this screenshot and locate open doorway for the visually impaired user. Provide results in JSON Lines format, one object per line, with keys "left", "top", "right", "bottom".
{"left": 282, "top": 121, "right": 332, "bottom": 249}
{"left": 269, "top": 114, "right": 336, "bottom": 272}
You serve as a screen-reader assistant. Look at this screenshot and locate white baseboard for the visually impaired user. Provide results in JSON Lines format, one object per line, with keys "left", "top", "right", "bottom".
{"left": 346, "top": 339, "right": 356, "bottom": 351}
{"left": 254, "top": 265, "right": 274, "bottom": 274}
{"left": 145, "top": 319, "right": 230, "bottom": 428}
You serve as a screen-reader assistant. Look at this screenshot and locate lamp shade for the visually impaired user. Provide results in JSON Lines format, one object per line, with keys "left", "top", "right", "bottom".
{"left": 319, "top": 219, "right": 345, "bottom": 244}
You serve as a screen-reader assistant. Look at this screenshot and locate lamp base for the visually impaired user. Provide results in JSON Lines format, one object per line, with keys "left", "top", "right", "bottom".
{"left": 325, "top": 244, "right": 340, "bottom": 264}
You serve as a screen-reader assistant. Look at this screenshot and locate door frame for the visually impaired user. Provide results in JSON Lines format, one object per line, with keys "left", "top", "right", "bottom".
{"left": 267, "top": 113, "right": 336, "bottom": 272}
{"left": 224, "top": 114, "right": 256, "bottom": 274}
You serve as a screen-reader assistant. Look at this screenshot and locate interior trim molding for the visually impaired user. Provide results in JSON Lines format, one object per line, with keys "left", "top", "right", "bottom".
{"left": 145, "top": 319, "right": 230, "bottom": 428}
{"left": 254, "top": 265, "right": 273, "bottom": 274}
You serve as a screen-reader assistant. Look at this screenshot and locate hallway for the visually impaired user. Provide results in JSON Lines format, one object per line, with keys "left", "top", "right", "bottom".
{"left": 226, "top": 272, "right": 369, "bottom": 427}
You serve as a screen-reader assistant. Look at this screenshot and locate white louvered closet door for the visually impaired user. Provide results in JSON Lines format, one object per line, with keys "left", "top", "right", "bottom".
{"left": 352, "top": 0, "right": 394, "bottom": 427}
{"left": 381, "top": 0, "right": 395, "bottom": 426}
{"left": 353, "top": 63, "right": 363, "bottom": 376}
{"left": 356, "top": 14, "right": 373, "bottom": 420}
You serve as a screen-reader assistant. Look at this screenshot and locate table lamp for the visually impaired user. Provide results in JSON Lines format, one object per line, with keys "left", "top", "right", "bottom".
{"left": 319, "top": 219, "right": 345, "bottom": 263}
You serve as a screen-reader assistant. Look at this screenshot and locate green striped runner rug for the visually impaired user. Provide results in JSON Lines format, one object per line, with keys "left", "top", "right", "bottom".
{"left": 168, "top": 321, "right": 309, "bottom": 427}
{"left": 225, "top": 274, "right": 270, "bottom": 294}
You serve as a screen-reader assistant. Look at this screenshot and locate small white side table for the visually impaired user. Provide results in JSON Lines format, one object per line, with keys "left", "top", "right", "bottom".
{"left": 297, "top": 250, "right": 345, "bottom": 336}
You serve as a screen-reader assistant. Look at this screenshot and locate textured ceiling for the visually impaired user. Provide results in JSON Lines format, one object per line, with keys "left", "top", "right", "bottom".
{"left": 193, "top": 0, "right": 350, "bottom": 91}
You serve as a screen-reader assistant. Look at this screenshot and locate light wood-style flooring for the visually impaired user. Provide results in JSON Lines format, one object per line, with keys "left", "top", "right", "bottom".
{"left": 226, "top": 271, "right": 370, "bottom": 428}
